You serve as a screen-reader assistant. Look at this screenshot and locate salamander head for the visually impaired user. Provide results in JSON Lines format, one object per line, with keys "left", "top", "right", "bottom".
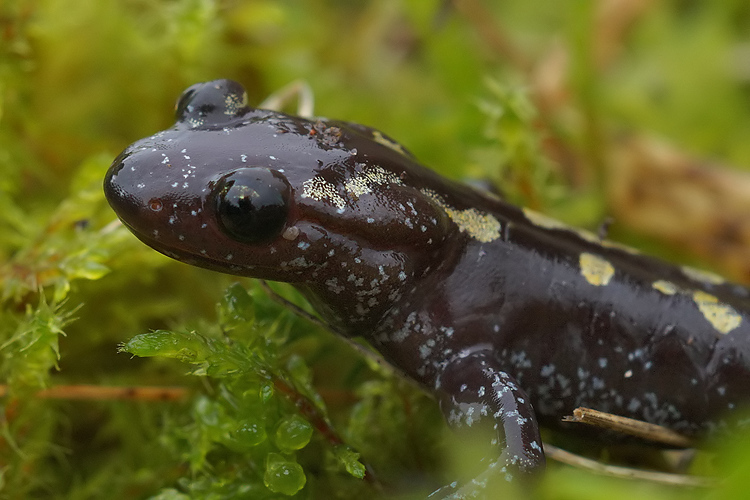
{"left": 104, "top": 79, "right": 450, "bottom": 284}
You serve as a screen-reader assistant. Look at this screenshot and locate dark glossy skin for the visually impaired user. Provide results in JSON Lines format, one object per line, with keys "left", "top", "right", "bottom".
{"left": 105, "top": 80, "right": 750, "bottom": 494}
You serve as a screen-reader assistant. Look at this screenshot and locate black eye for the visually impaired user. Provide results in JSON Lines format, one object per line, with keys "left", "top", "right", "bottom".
{"left": 214, "top": 168, "right": 291, "bottom": 243}
{"left": 175, "top": 79, "right": 248, "bottom": 126}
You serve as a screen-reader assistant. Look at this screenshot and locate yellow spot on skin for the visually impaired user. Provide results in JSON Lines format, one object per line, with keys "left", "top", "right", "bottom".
{"left": 301, "top": 176, "right": 346, "bottom": 209}
{"left": 692, "top": 290, "right": 742, "bottom": 334}
{"left": 682, "top": 266, "right": 725, "bottom": 285}
{"left": 344, "top": 176, "right": 371, "bottom": 198}
{"left": 600, "top": 240, "right": 641, "bottom": 255}
{"left": 579, "top": 253, "right": 615, "bottom": 286}
{"left": 224, "top": 91, "right": 248, "bottom": 115}
{"left": 344, "top": 166, "right": 402, "bottom": 198}
{"left": 523, "top": 208, "right": 643, "bottom": 254}
{"left": 444, "top": 207, "right": 501, "bottom": 243}
{"left": 652, "top": 280, "right": 678, "bottom": 295}
{"left": 372, "top": 131, "right": 407, "bottom": 156}
{"left": 522, "top": 208, "right": 572, "bottom": 231}
{"left": 522, "top": 208, "right": 600, "bottom": 244}
{"left": 421, "top": 189, "right": 501, "bottom": 242}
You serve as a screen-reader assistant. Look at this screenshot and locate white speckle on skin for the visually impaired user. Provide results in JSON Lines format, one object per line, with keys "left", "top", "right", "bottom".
{"left": 282, "top": 226, "right": 300, "bottom": 240}
{"left": 441, "top": 326, "right": 454, "bottom": 337}
{"left": 540, "top": 364, "right": 555, "bottom": 377}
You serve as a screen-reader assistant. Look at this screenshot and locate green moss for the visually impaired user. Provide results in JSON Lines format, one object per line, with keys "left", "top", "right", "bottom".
{"left": 2, "top": 1, "right": 750, "bottom": 498}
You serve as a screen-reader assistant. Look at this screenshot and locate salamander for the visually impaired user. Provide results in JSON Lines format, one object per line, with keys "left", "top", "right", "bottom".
{"left": 104, "top": 79, "right": 750, "bottom": 496}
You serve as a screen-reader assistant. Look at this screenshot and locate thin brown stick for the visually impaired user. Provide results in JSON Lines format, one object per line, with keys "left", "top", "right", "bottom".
{"left": 544, "top": 442, "right": 714, "bottom": 487}
{"left": 563, "top": 407, "right": 694, "bottom": 448}
{"left": 257, "top": 280, "right": 400, "bottom": 375}
{"left": 257, "top": 280, "right": 331, "bottom": 332}
{"left": 272, "top": 375, "right": 381, "bottom": 488}
{"left": 258, "top": 80, "right": 315, "bottom": 118}
{"left": 0, "top": 384, "right": 189, "bottom": 402}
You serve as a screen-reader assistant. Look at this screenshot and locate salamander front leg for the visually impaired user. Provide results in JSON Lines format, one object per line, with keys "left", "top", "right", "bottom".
{"left": 430, "top": 350, "right": 544, "bottom": 498}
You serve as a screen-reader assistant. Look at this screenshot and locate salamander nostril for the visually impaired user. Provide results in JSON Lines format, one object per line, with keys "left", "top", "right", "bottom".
{"left": 148, "top": 198, "right": 163, "bottom": 212}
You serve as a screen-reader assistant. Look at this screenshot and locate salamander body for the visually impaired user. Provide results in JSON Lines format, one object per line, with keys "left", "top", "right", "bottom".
{"left": 104, "top": 79, "right": 750, "bottom": 494}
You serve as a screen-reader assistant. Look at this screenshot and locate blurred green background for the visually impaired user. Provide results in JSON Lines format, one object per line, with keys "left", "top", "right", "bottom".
{"left": 3, "top": 1, "right": 750, "bottom": 498}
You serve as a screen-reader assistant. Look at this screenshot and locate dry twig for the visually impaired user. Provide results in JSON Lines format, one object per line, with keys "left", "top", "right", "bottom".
{"left": 563, "top": 406, "right": 694, "bottom": 448}
{"left": 0, "top": 384, "right": 189, "bottom": 401}
{"left": 544, "top": 442, "right": 714, "bottom": 487}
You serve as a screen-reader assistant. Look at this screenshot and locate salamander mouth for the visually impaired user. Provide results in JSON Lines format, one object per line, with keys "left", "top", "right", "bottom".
{"left": 116, "top": 217, "right": 183, "bottom": 260}
{"left": 116, "top": 216, "right": 285, "bottom": 279}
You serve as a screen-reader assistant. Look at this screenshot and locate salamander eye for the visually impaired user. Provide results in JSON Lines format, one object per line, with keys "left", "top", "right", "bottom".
{"left": 213, "top": 168, "right": 291, "bottom": 243}
{"left": 175, "top": 79, "right": 249, "bottom": 127}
